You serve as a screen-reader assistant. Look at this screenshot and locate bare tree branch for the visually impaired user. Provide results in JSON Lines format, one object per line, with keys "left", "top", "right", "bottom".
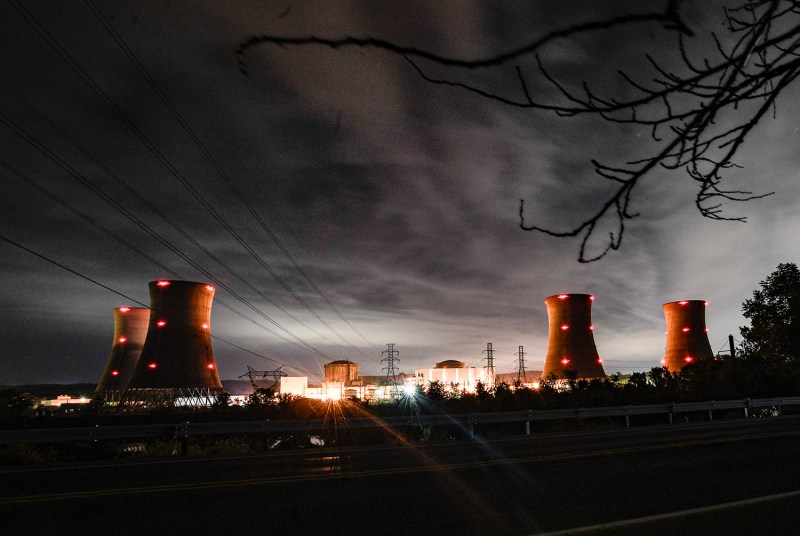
{"left": 237, "top": 0, "right": 799, "bottom": 262}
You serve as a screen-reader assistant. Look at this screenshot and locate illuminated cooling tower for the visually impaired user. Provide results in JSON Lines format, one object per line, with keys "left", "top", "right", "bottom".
{"left": 662, "top": 300, "right": 713, "bottom": 372}
{"left": 542, "top": 294, "right": 605, "bottom": 379}
{"left": 95, "top": 307, "right": 150, "bottom": 399}
{"left": 124, "top": 280, "right": 221, "bottom": 405}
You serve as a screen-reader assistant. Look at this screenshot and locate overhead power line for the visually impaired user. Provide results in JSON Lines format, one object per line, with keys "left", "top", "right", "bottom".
{"left": 0, "top": 80, "right": 350, "bottom": 354}
{"left": 84, "top": 0, "right": 375, "bottom": 349}
{"left": 0, "top": 232, "right": 320, "bottom": 378}
{"left": 9, "top": 0, "right": 369, "bottom": 357}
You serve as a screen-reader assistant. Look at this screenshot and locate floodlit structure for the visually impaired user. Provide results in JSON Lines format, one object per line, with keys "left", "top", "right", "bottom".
{"left": 413, "top": 360, "right": 490, "bottom": 393}
{"left": 324, "top": 360, "right": 359, "bottom": 385}
{"left": 542, "top": 294, "right": 606, "bottom": 379}
{"left": 123, "top": 280, "right": 222, "bottom": 406}
{"left": 95, "top": 306, "right": 150, "bottom": 401}
{"left": 663, "top": 300, "right": 714, "bottom": 372}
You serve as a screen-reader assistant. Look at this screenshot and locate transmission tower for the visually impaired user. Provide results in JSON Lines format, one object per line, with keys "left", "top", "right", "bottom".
{"left": 381, "top": 343, "right": 401, "bottom": 400}
{"left": 481, "top": 342, "right": 495, "bottom": 389}
{"left": 515, "top": 345, "right": 527, "bottom": 387}
{"left": 239, "top": 365, "right": 287, "bottom": 393}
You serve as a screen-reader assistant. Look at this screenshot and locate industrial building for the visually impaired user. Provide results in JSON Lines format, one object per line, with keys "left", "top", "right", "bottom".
{"left": 122, "top": 280, "right": 222, "bottom": 406}
{"left": 662, "top": 300, "right": 714, "bottom": 372}
{"left": 542, "top": 294, "right": 606, "bottom": 379}
{"left": 412, "top": 360, "right": 492, "bottom": 393}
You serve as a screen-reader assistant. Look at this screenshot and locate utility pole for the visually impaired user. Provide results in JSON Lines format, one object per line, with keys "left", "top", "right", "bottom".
{"left": 381, "top": 343, "right": 401, "bottom": 400}
{"left": 729, "top": 334, "right": 736, "bottom": 359}
{"left": 516, "top": 345, "right": 527, "bottom": 387}
{"left": 481, "top": 342, "right": 495, "bottom": 389}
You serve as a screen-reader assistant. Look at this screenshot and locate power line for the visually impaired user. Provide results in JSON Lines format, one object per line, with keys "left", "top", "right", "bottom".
{"left": 0, "top": 232, "right": 320, "bottom": 378}
{"left": 9, "top": 0, "right": 369, "bottom": 357}
{"left": 83, "top": 0, "right": 375, "bottom": 349}
{"left": 0, "top": 112, "right": 330, "bottom": 355}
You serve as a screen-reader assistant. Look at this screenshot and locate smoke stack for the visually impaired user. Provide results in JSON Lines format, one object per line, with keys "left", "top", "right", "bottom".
{"left": 542, "top": 294, "right": 605, "bottom": 379}
{"left": 662, "top": 300, "right": 714, "bottom": 372}
{"left": 95, "top": 307, "right": 149, "bottom": 399}
{"left": 124, "top": 280, "right": 221, "bottom": 404}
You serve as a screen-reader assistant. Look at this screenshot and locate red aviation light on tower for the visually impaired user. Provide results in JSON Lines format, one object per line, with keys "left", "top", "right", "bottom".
{"left": 157, "top": 280, "right": 171, "bottom": 287}
{"left": 557, "top": 294, "right": 569, "bottom": 300}
{"left": 118, "top": 336, "right": 127, "bottom": 344}
{"left": 205, "top": 285, "right": 215, "bottom": 292}
{"left": 119, "top": 307, "right": 130, "bottom": 313}
{"left": 561, "top": 324, "right": 569, "bottom": 331}
{"left": 589, "top": 325, "right": 594, "bottom": 331}
{"left": 663, "top": 300, "right": 713, "bottom": 372}
{"left": 156, "top": 320, "right": 167, "bottom": 328}
{"left": 561, "top": 358, "right": 570, "bottom": 365}
{"left": 206, "top": 363, "right": 215, "bottom": 370}
{"left": 201, "top": 323, "right": 209, "bottom": 330}
{"left": 111, "top": 370, "right": 119, "bottom": 376}
{"left": 148, "top": 362, "right": 157, "bottom": 369}
{"left": 589, "top": 295, "right": 595, "bottom": 301}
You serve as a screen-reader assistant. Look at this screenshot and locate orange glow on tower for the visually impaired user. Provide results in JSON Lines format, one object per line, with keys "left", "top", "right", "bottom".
{"left": 543, "top": 293, "right": 605, "bottom": 379}
{"left": 663, "top": 300, "right": 714, "bottom": 372}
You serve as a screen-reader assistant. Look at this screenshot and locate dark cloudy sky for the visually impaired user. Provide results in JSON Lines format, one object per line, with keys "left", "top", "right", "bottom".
{"left": 1, "top": 0, "right": 798, "bottom": 385}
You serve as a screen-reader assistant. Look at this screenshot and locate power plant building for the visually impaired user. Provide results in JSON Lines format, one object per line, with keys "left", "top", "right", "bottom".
{"left": 662, "top": 300, "right": 714, "bottom": 372}
{"left": 96, "top": 306, "right": 150, "bottom": 401}
{"left": 324, "top": 360, "right": 359, "bottom": 385}
{"left": 542, "top": 294, "right": 606, "bottom": 379}
{"left": 413, "top": 360, "right": 491, "bottom": 393}
{"left": 123, "top": 280, "right": 222, "bottom": 406}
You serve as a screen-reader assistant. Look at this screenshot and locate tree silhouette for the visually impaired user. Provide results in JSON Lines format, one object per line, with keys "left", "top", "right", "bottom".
{"left": 740, "top": 262, "right": 800, "bottom": 362}
{"left": 237, "top": 0, "right": 795, "bottom": 261}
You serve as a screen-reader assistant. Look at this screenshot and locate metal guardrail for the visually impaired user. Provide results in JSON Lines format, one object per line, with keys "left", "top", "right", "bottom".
{"left": 2, "top": 396, "right": 800, "bottom": 445}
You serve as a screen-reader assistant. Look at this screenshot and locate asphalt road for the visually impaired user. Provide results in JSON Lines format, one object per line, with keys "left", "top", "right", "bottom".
{"left": 3, "top": 416, "right": 800, "bottom": 535}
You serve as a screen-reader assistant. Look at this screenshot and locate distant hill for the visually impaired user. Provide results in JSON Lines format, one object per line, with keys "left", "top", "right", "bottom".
{"left": 0, "top": 383, "right": 97, "bottom": 399}
{"left": 0, "top": 380, "right": 276, "bottom": 399}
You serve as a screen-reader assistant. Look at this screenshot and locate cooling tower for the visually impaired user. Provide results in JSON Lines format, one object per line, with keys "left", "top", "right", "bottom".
{"left": 662, "top": 300, "right": 714, "bottom": 372}
{"left": 542, "top": 294, "right": 606, "bottom": 379}
{"left": 95, "top": 307, "right": 150, "bottom": 399}
{"left": 124, "top": 280, "right": 221, "bottom": 404}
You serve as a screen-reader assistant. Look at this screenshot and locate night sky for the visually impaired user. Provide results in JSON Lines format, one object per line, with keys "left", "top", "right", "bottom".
{"left": 2, "top": 1, "right": 798, "bottom": 385}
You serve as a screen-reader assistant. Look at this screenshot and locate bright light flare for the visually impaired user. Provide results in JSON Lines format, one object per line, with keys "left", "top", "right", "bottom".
{"left": 156, "top": 280, "right": 171, "bottom": 287}
{"left": 561, "top": 324, "right": 569, "bottom": 331}
{"left": 403, "top": 384, "right": 417, "bottom": 397}
{"left": 679, "top": 300, "right": 688, "bottom": 305}
{"left": 682, "top": 327, "right": 690, "bottom": 333}
{"left": 557, "top": 294, "right": 569, "bottom": 300}
{"left": 201, "top": 323, "right": 209, "bottom": 330}
{"left": 148, "top": 362, "right": 157, "bottom": 369}
{"left": 118, "top": 336, "right": 127, "bottom": 343}
{"left": 119, "top": 307, "right": 130, "bottom": 313}
{"left": 206, "top": 363, "right": 215, "bottom": 370}
{"left": 561, "top": 358, "right": 570, "bottom": 365}
{"left": 156, "top": 320, "right": 166, "bottom": 327}
{"left": 684, "top": 356, "right": 694, "bottom": 363}
{"left": 111, "top": 370, "right": 119, "bottom": 376}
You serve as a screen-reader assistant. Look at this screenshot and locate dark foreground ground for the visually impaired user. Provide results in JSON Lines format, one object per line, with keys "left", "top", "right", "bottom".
{"left": 2, "top": 415, "right": 800, "bottom": 535}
